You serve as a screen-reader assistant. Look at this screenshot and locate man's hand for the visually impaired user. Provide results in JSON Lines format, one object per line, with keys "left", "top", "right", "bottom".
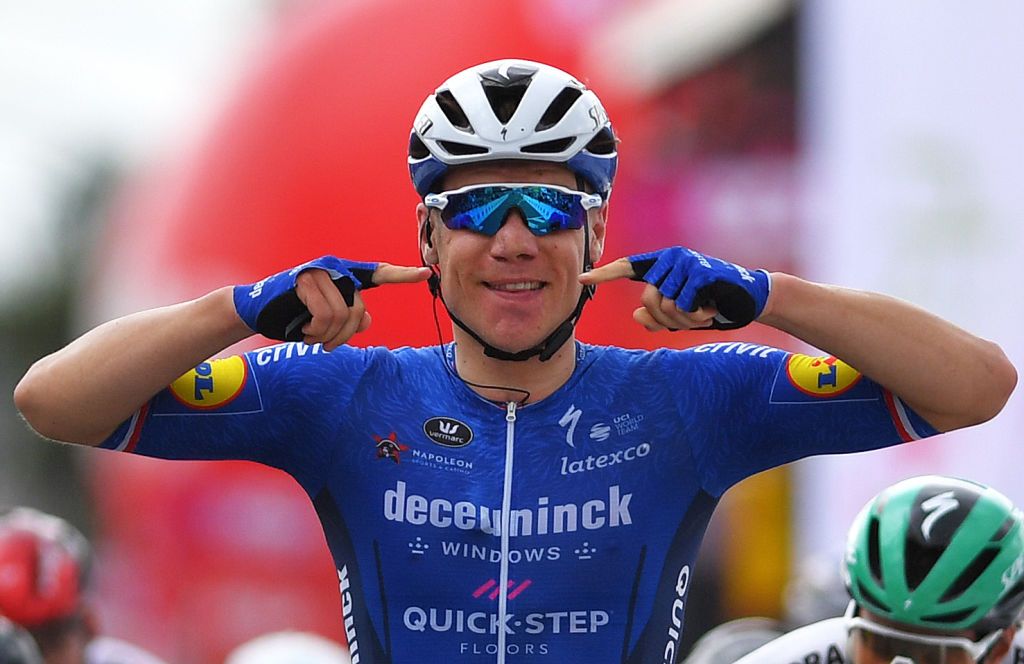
{"left": 579, "top": 247, "right": 771, "bottom": 332}
{"left": 233, "top": 257, "right": 431, "bottom": 349}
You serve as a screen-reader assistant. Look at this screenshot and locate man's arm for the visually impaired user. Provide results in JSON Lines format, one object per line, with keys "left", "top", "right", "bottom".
{"left": 14, "top": 287, "right": 253, "bottom": 446}
{"left": 581, "top": 255, "right": 1016, "bottom": 433}
{"left": 757, "top": 273, "right": 1016, "bottom": 432}
{"left": 14, "top": 263, "right": 430, "bottom": 446}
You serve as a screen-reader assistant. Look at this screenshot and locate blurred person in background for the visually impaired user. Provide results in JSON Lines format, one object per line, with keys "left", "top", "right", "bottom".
{"left": 680, "top": 617, "right": 783, "bottom": 664}
{"left": 783, "top": 553, "right": 854, "bottom": 630}
{"left": 736, "top": 476, "right": 1024, "bottom": 663}
{"left": 0, "top": 617, "right": 43, "bottom": 664}
{"left": 0, "top": 508, "right": 166, "bottom": 664}
{"left": 679, "top": 541, "right": 850, "bottom": 662}
{"left": 12, "top": 57, "right": 1016, "bottom": 663}
{"left": 223, "top": 631, "right": 349, "bottom": 664}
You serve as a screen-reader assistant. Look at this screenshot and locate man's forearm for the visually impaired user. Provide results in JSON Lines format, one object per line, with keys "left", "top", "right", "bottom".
{"left": 758, "top": 273, "right": 1016, "bottom": 432}
{"left": 13, "top": 287, "right": 253, "bottom": 445}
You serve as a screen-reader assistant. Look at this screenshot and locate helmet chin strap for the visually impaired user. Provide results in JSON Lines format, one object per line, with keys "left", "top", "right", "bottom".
{"left": 442, "top": 283, "right": 591, "bottom": 362}
{"left": 424, "top": 204, "right": 596, "bottom": 363}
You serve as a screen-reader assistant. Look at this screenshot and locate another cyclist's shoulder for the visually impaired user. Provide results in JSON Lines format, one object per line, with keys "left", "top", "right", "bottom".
{"left": 85, "top": 636, "right": 169, "bottom": 664}
{"left": 733, "top": 617, "right": 847, "bottom": 664}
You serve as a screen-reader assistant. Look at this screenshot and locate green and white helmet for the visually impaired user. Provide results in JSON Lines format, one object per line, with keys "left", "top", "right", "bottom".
{"left": 843, "top": 476, "right": 1024, "bottom": 633}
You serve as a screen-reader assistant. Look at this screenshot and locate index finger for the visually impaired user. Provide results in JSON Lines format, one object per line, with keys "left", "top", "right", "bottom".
{"left": 371, "top": 263, "right": 433, "bottom": 286}
{"left": 579, "top": 258, "right": 636, "bottom": 285}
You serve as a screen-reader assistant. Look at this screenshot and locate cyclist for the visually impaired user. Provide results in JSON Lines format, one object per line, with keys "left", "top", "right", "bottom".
{"left": 14, "top": 59, "right": 1016, "bottom": 663}
{"left": 0, "top": 508, "right": 167, "bottom": 664}
{"left": 735, "top": 476, "right": 1024, "bottom": 664}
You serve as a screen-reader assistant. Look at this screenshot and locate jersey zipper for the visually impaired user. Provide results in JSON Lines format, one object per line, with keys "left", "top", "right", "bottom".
{"left": 496, "top": 400, "right": 517, "bottom": 664}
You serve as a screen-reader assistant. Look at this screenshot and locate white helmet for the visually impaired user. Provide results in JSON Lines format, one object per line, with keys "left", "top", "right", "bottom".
{"left": 224, "top": 631, "right": 350, "bottom": 664}
{"left": 409, "top": 58, "right": 618, "bottom": 198}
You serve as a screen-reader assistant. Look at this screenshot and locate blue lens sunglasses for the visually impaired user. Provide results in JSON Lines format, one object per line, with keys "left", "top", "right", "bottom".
{"left": 424, "top": 183, "right": 603, "bottom": 237}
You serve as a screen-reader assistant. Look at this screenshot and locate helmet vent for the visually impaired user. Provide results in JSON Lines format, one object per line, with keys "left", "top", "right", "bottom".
{"left": 438, "top": 140, "right": 488, "bottom": 156}
{"left": 921, "top": 608, "right": 975, "bottom": 624}
{"left": 855, "top": 580, "right": 891, "bottom": 613}
{"left": 535, "top": 87, "right": 583, "bottom": 131}
{"left": 436, "top": 91, "right": 473, "bottom": 132}
{"left": 868, "top": 517, "right": 883, "bottom": 583}
{"left": 992, "top": 515, "right": 1015, "bottom": 542}
{"left": 585, "top": 127, "right": 617, "bottom": 155}
{"left": 409, "top": 134, "right": 430, "bottom": 159}
{"left": 521, "top": 138, "right": 575, "bottom": 154}
{"left": 482, "top": 80, "right": 531, "bottom": 125}
{"left": 904, "top": 534, "right": 945, "bottom": 590}
{"left": 940, "top": 547, "right": 999, "bottom": 602}
{"left": 983, "top": 577, "right": 1024, "bottom": 633}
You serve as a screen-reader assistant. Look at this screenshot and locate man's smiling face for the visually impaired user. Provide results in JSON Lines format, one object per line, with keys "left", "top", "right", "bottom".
{"left": 417, "top": 161, "right": 606, "bottom": 354}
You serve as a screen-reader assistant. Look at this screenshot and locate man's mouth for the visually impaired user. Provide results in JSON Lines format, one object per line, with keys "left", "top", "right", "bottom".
{"left": 484, "top": 281, "right": 545, "bottom": 292}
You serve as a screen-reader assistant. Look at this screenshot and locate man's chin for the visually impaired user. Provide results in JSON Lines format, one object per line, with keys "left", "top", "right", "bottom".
{"left": 452, "top": 308, "right": 577, "bottom": 356}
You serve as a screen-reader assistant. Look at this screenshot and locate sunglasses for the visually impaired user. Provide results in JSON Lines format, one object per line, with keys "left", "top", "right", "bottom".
{"left": 424, "top": 183, "right": 603, "bottom": 237}
{"left": 844, "top": 602, "right": 1005, "bottom": 664}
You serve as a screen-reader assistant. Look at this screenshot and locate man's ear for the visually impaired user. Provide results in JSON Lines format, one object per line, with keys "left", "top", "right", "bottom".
{"left": 417, "top": 203, "right": 439, "bottom": 264}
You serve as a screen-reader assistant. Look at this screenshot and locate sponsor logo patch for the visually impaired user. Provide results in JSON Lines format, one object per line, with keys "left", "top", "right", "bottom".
{"left": 373, "top": 433, "right": 409, "bottom": 464}
{"left": 785, "top": 354, "right": 862, "bottom": 397}
{"left": 169, "top": 356, "right": 248, "bottom": 410}
{"left": 423, "top": 417, "right": 473, "bottom": 447}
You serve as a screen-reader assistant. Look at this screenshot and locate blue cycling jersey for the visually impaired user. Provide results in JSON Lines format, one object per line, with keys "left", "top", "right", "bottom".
{"left": 102, "top": 341, "right": 936, "bottom": 663}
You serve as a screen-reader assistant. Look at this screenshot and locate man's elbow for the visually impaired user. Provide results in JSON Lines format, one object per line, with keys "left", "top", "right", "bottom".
{"left": 13, "top": 363, "right": 84, "bottom": 444}
{"left": 960, "top": 345, "right": 1017, "bottom": 428}
{"left": 13, "top": 364, "right": 60, "bottom": 440}
{"left": 979, "top": 350, "right": 1017, "bottom": 422}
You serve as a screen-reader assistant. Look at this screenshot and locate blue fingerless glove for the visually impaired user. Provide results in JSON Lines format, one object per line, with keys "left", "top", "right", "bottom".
{"left": 233, "top": 256, "right": 378, "bottom": 341}
{"left": 628, "top": 246, "right": 771, "bottom": 330}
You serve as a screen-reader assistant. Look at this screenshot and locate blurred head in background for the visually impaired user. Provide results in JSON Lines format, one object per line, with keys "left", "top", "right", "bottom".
{"left": 223, "top": 631, "right": 350, "bottom": 664}
{"left": 0, "top": 508, "right": 94, "bottom": 664}
{"left": 843, "top": 476, "right": 1024, "bottom": 664}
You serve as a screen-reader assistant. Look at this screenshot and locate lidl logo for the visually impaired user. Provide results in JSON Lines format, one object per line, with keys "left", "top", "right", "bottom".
{"left": 170, "top": 356, "right": 248, "bottom": 409}
{"left": 785, "top": 354, "right": 861, "bottom": 397}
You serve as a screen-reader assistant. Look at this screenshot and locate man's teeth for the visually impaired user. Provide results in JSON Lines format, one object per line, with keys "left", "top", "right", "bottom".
{"left": 491, "top": 281, "right": 542, "bottom": 291}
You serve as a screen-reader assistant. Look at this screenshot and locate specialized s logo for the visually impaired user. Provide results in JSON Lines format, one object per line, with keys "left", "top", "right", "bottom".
{"left": 559, "top": 405, "right": 582, "bottom": 448}
{"left": 785, "top": 354, "right": 862, "bottom": 397}
{"left": 169, "top": 356, "right": 248, "bottom": 409}
{"left": 920, "top": 491, "right": 959, "bottom": 541}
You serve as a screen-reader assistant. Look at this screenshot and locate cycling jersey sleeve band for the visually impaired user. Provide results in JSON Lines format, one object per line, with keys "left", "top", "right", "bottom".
{"left": 884, "top": 390, "right": 935, "bottom": 441}
{"left": 99, "top": 403, "right": 149, "bottom": 452}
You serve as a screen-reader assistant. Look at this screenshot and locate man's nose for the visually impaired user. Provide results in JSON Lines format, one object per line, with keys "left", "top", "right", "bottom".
{"left": 490, "top": 207, "right": 538, "bottom": 258}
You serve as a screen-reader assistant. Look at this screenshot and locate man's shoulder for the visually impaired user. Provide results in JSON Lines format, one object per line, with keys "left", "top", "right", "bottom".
{"left": 579, "top": 341, "right": 787, "bottom": 376}
{"left": 733, "top": 617, "right": 847, "bottom": 664}
{"left": 245, "top": 342, "right": 441, "bottom": 370}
